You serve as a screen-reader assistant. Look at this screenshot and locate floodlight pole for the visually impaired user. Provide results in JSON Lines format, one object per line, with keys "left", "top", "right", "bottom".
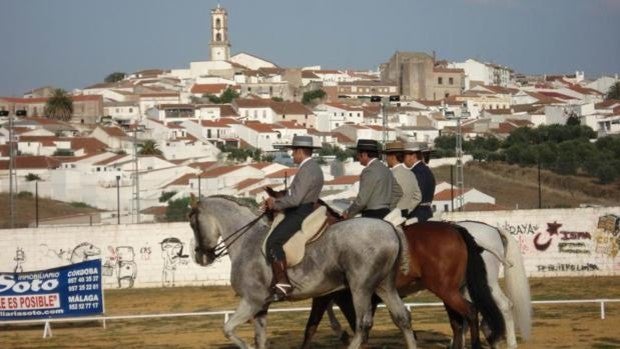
{"left": 8, "top": 110, "right": 15, "bottom": 228}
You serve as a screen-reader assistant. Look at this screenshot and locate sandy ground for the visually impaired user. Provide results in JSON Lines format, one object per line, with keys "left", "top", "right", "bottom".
{"left": 1, "top": 277, "right": 619, "bottom": 348}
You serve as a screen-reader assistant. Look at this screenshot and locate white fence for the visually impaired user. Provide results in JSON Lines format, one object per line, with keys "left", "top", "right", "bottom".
{"left": 2, "top": 298, "right": 618, "bottom": 338}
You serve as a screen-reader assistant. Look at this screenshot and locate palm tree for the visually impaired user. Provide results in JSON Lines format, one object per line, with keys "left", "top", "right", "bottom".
{"left": 45, "top": 89, "right": 73, "bottom": 121}
{"left": 138, "top": 139, "right": 163, "bottom": 156}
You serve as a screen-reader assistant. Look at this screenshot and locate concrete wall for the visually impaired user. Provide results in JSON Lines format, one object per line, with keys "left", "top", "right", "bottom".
{"left": 1, "top": 207, "right": 618, "bottom": 291}
{"left": 0, "top": 222, "right": 231, "bottom": 289}
{"left": 441, "top": 207, "right": 620, "bottom": 277}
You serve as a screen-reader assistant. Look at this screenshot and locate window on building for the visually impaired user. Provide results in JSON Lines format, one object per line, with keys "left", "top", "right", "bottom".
{"left": 216, "top": 18, "right": 221, "bottom": 27}
{"left": 444, "top": 204, "right": 449, "bottom": 212}
{"left": 216, "top": 33, "right": 222, "bottom": 42}
{"left": 304, "top": 114, "right": 308, "bottom": 119}
{"left": 349, "top": 113, "right": 352, "bottom": 117}
{"left": 449, "top": 77, "right": 454, "bottom": 85}
{"left": 282, "top": 115, "right": 286, "bottom": 119}
{"left": 129, "top": 108, "right": 133, "bottom": 113}
{"left": 263, "top": 110, "right": 266, "bottom": 118}
{"left": 438, "top": 77, "right": 443, "bottom": 85}
{"left": 432, "top": 205, "right": 437, "bottom": 212}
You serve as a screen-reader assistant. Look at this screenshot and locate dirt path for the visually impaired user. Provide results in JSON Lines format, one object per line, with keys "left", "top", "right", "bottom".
{"left": 1, "top": 277, "right": 619, "bottom": 348}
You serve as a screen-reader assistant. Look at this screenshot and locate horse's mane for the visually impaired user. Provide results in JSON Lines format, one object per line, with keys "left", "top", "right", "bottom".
{"left": 205, "top": 195, "right": 262, "bottom": 217}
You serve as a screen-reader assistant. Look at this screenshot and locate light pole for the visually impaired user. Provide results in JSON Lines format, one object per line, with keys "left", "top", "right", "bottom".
{"left": 116, "top": 175, "right": 121, "bottom": 225}
{"left": 370, "top": 95, "right": 400, "bottom": 150}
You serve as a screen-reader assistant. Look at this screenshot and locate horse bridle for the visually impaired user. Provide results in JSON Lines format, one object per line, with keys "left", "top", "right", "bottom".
{"left": 190, "top": 207, "right": 266, "bottom": 262}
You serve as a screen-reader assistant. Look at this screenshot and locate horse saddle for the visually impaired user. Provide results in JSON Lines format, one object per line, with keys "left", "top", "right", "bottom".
{"left": 263, "top": 206, "right": 330, "bottom": 267}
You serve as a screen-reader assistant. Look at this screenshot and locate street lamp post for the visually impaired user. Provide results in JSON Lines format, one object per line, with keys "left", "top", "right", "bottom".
{"left": 116, "top": 175, "right": 121, "bottom": 225}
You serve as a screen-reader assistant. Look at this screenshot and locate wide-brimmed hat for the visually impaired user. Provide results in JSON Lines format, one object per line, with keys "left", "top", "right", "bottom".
{"left": 279, "top": 135, "right": 321, "bottom": 149}
{"left": 402, "top": 142, "right": 424, "bottom": 153}
{"left": 348, "top": 139, "right": 381, "bottom": 152}
{"left": 383, "top": 141, "right": 404, "bottom": 154}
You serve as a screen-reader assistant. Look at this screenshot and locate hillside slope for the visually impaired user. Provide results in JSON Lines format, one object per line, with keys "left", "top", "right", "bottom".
{"left": 433, "top": 161, "right": 620, "bottom": 210}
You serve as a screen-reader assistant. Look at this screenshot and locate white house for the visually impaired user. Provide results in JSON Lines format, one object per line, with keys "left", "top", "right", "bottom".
{"left": 432, "top": 187, "right": 496, "bottom": 213}
{"left": 231, "top": 122, "right": 280, "bottom": 151}
{"left": 230, "top": 52, "right": 278, "bottom": 71}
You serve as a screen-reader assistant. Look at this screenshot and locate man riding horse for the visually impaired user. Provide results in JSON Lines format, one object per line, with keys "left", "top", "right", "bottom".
{"left": 403, "top": 142, "right": 436, "bottom": 223}
{"left": 262, "top": 135, "right": 323, "bottom": 302}
{"left": 384, "top": 141, "right": 421, "bottom": 219}
{"left": 342, "top": 139, "right": 402, "bottom": 219}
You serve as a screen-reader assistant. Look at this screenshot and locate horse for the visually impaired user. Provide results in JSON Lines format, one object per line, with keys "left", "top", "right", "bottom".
{"left": 455, "top": 221, "right": 532, "bottom": 349}
{"left": 188, "top": 195, "right": 417, "bottom": 349}
{"left": 301, "top": 221, "right": 506, "bottom": 349}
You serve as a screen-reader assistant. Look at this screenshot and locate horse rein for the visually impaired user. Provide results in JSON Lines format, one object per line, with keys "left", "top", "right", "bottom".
{"left": 192, "top": 209, "right": 266, "bottom": 262}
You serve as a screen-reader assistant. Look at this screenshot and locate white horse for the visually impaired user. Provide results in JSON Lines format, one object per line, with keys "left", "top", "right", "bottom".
{"left": 456, "top": 221, "right": 532, "bottom": 348}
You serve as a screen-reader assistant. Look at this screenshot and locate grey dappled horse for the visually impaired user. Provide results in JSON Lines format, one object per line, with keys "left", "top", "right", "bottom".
{"left": 189, "top": 195, "right": 417, "bottom": 349}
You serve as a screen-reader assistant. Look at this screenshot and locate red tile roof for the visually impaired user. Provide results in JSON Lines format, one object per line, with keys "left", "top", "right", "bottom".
{"left": 243, "top": 122, "right": 277, "bottom": 133}
{"left": 234, "top": 178, "right": 262, "bottom": 190}
{"left": 537, "top": 91, "right": 576, "bottom": 100}
{"left": 325, "top": 175, "right": 359, "bottom": 185}
{"left": 0, "top": 156, "right": 61, "bottom": 169}
{"left": 201, "top": 165, "right": 244, "bottom": 178}
{"left": 101, "top": 127, "right": 127, "bottom": 138}
{"left": 190, "top": 84, "right": 232, "bottom": 95}
{"left": 331, "top": 132, "right": 354, "bottom": 143}
{"left": 165, "top": 173, "right": 197, "bottom": 187}
{"left": 266, "top": 168, "right": 298, "bottom": 179}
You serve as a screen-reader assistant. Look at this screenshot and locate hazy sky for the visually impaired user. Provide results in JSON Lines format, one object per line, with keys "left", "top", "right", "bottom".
{"left": 1, "top": 0, "right": 619, "bottom": 96}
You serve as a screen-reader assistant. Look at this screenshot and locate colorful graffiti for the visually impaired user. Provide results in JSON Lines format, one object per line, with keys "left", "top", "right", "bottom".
{"left": 594, "top": 214, "right": 620, "bottom": 258}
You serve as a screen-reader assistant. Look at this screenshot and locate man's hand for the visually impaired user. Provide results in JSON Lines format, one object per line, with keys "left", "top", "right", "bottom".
{"left": 265, "top": 197, "right": 276, "bottom": 210}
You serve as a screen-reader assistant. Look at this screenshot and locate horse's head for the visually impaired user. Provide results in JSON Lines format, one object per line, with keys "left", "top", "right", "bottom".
{"left": 188, "top": 194, "right": 220, "bottom": 266}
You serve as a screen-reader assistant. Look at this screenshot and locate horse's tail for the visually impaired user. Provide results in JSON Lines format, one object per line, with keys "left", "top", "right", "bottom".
{"left": 498, "top": 227, "right": 532, "bottom": 341}
{"left": 456, "top": 225, "right": 506, "bottom": 344}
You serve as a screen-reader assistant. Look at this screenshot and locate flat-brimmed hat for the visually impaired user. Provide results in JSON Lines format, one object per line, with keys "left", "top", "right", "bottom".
{"left": 402, "top": 142, "right": 424, "bottom": 153}
{"left": 383, "top": 141, "right": 404, "bottom": 153}
{"left": 279, "top": 135, "right": 321, "bottom": 149}
{"left": 348, "top": 139, "right": 381, "bottom": 152}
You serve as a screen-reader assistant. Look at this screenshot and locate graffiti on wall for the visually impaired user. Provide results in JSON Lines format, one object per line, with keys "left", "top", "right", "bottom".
{"left": 594, "top": 214, "right": 620, "bottom": 258}
{"left": 160, "top": 237, "right": 189, "bottom": 287}
{"left": 498, "top": 221, "right": 539, "bottom": 236}
{"left": 103, "top": 246, "right": 138, "bottom": 288}
{"left": 536, "top": 263, "right": 600, "bottom": 272}
{"left": 13, "top": 248, "right": 25, "bottom": 273}
{"left": 534, "top": 221, "right": 591, "bottom": 254}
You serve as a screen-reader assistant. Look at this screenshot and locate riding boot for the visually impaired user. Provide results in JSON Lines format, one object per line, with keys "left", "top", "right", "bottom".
{"left": 269, "top": 258, "right": 292, "bottom": 302}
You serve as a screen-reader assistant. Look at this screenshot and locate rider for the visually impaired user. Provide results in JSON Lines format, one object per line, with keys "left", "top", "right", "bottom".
{"left": 403, "top": 142, "right": 436, "bottom": 223}
{"left": 343, "top": 139, "right": 402, "bottom": 219}
{"left": 263, "top": 135, "right": 324, "bottom": 302}
{"left": 384, "top": 141, "right": 421, "bottom": 219}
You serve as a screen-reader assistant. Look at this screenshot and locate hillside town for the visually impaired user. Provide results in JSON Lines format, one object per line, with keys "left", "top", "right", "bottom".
{"left": 1, "top": 5, "right": 619, "bottom": 226}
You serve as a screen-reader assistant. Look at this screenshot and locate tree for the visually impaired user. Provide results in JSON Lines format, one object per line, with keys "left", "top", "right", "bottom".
{"left": 271, "top": 97, "right": 283, "bottom": 102}
{"left": 302, "top": 89, "right": 326, "bottom": 105}
{"left": 159, "top": 191, "right": 177, "bottom": 203}
{"left": 606, "top": 81, "right": 620, "bottom": 100}
{"left": 565, "top": 113, "right": 580, "bottom": 126}
{"left": 138, "top": 140, "right": 163, "bottom": 156}
{"left": 104, "top": 72, "right": 126, "bottom": 83}
{"left": 165, "top": 197, "right": 190, "bottom": 222}
{"left": 44, "top": 89, "right": 73, "bottom": 121}
{"left": 204, "top": 87, "right": 240, "bottom": 104}
{"left": 25, "top": 173, "right": 41, "bottom": 181}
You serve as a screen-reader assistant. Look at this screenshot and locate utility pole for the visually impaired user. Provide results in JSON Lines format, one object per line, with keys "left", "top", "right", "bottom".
{"left": 130, "top": 124, "right": 145, "bottom": 223}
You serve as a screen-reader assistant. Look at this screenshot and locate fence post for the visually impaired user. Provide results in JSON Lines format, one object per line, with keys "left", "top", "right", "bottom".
{"left": 42, "top": 321, "right": 53, "bottom": 338}
{"left": 600, "top": 301, "right": 606, "bottom": 320}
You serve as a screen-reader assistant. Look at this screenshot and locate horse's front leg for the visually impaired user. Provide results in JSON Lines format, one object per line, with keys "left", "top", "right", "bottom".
{"left": 224, "top": 298, "right": 262, "bottom": 349}
{"left": 253, "top": 308, "right": 269, "bottom": 349}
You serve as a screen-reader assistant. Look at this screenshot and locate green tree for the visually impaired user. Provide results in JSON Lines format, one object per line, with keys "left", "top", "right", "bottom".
{"left": 25, "top": 173, "right": 41, "bottom": 181}
{"left": 302, "top": 89, "right": 326, "bottom": 105}
{"left": 271, "top": 97, "right": 283, "bottom": 102}
{"left": 606, "top": 81, "right": 620, "bottom": 100}
{"left": 159, "top": 191, "right": 177, "bottom": 203}
{"left": 44, "top": 89, "right": 73, "bottom": 122}
{"left": 104, "top": 72, "right": 126, "bottom": 83}
{"left": 565, "top": 113, "right": 580, "bottom": 126}
{"left": 204, "top": 88, "right": 240, "bottom": 104}
{"left": 165, "top": 197, "right": 190, "bottom": 222}
{"left": 138, "top": 140, "right": 163, "bottom": 156}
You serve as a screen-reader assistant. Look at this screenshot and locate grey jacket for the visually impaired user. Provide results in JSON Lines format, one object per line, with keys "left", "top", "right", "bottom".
{"left": 273, "top": 158, "right": 324, "bottom": 211}
{"left": 391, "top": 163, "right": 421, "bottom": 212}
{"left": 346, "top": 158, "right": 403, "bottom": 217}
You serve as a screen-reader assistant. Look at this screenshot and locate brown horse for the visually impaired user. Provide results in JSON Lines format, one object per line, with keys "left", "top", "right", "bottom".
{"left": 301, "top": 221, "right": 505, "bottom": 349}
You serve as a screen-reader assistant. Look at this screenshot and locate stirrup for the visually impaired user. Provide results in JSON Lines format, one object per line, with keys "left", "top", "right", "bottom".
{"left": 269, "top": 283, "right": 292, "bottom": 302}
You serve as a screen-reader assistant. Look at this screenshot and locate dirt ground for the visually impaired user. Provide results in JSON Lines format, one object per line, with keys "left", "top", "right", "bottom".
{"left": 1, "top": 277, "right": 619, "bottom": 348}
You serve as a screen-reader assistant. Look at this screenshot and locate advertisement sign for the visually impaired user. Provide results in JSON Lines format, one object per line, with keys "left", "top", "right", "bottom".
{"left": 0, "top": 259, "right": 104, "bottom": 321}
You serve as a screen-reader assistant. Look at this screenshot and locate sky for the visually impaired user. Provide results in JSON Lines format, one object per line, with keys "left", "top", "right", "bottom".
{"left": 1, "top": 0, "right": 619, "bottom": 96}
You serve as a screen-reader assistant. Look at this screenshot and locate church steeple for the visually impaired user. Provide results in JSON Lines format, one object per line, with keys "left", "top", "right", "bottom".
{"left": 210, "top": 4, "right": 231, "bottom": 61}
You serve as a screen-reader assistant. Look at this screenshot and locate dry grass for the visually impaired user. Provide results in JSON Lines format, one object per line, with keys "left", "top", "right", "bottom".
{"left": 0, "top": 193, "right": 98, "bottom": 229}
{"left": 1, "top": 276, "right": 619, "bottom": 348}
{"left": 434, "top": 162, "right": 620, "bottom": 210}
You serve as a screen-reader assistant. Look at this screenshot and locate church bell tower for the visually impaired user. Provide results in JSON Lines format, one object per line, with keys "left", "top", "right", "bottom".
{"left": 210, "top": 4, "right": 231, "bottom": 61}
